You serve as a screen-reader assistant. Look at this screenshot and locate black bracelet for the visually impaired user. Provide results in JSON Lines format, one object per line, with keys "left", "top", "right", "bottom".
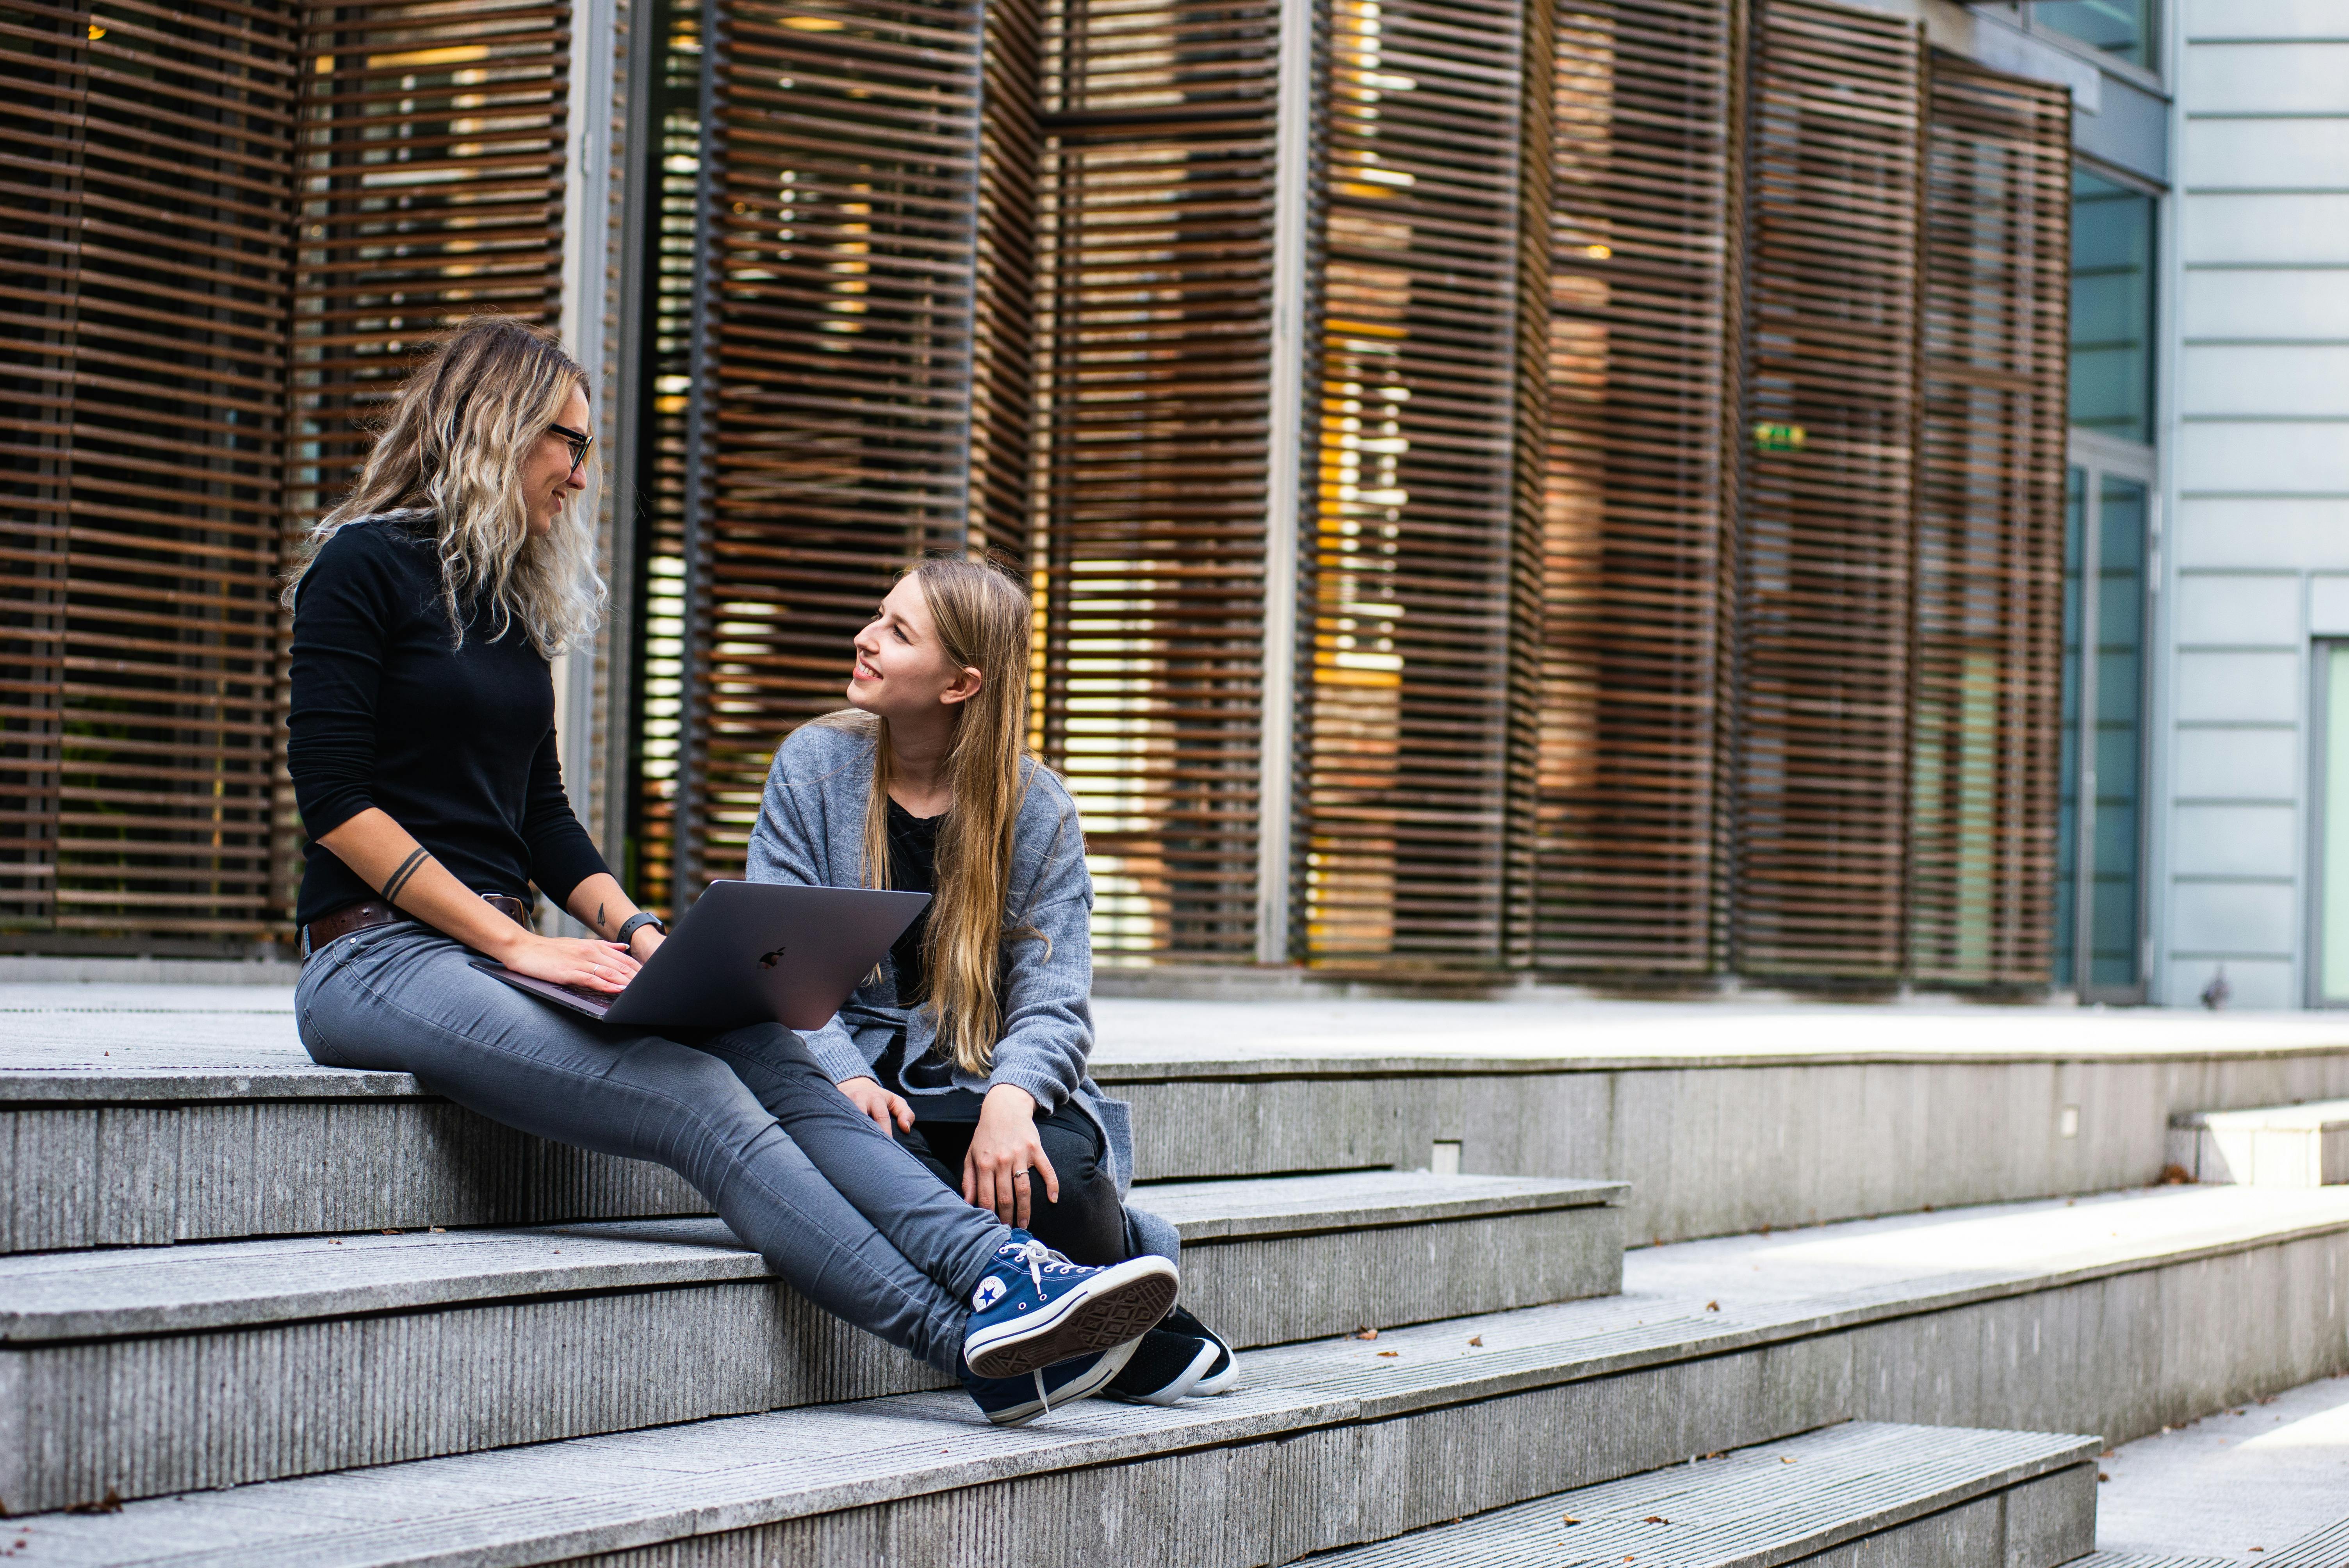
{"left": 381, "top": 848, "right": 431, "bottom": 905}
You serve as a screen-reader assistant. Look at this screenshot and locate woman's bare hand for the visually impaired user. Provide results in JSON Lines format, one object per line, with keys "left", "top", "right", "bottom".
{"left": 963, "top": 1083, "right": 1057, "bottom": 1227}
{"left": 837, "top": 1075, "right": 914, "bottom": 1137}
{"left": 501, "top": 934, "right": 641, "bottom": 993}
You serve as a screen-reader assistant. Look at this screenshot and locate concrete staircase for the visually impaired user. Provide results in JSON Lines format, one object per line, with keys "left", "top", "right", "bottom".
{"left": 9, "top": 1005, "right": 2349, "bottom": 1563}
{"left": 1308, "top": 1422, "right": 2100, "bottom": 1568}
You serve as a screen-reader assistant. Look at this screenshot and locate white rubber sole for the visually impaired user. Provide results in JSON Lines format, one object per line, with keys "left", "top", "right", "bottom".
{"left": 978, "top": 1338, "right": 1139, "bottom": 1427}
{"left": 1191, "top": 1342, "right": 1240, "bottom": 1397}
{"left": 963, "top": 1255, "right": 1180, "bottom": 1380}
{"left": 1105, "top": 1335, "right": 1219, "bottom": 1406}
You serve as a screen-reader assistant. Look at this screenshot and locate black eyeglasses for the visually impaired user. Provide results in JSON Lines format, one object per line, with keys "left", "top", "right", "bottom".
{"left": 549, "top": 421, "right": 593, "bottom": 477}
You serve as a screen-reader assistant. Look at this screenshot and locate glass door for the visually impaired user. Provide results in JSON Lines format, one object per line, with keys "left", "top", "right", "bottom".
{"left": 2312, "top": 647, "right": 2349, "bottom": 1005}
{"left": 2055, "top": 435, "right": 2155, "bottom": 1000}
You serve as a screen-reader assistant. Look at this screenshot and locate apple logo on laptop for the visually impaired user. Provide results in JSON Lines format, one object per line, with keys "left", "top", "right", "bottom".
{"left": 758, "top": 946, "right": 786, "bottom": 969}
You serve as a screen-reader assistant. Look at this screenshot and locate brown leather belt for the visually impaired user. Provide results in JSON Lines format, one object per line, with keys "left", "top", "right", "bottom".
{"left": 301, "top": 893, "right": 531, "bottom": 960}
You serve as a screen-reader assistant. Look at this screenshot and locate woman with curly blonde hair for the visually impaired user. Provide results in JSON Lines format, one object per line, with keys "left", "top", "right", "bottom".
{"left": 287, "top": 317, "right": 1176, "bottom": 1427}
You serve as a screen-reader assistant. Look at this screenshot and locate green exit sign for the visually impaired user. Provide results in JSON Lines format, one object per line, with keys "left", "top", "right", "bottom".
{"left": 1752, "top": 421, "right": 1807, "bottom": 453}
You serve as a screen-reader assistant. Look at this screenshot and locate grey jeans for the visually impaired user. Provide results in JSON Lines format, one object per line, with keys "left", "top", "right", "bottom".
{"left": 294, "top": 921, "right": 1012, "bottom": 1373}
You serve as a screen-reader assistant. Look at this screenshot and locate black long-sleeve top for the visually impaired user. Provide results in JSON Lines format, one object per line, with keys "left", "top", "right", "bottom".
{"left": 286, "top": 515, "right": 610, "bottom": 926}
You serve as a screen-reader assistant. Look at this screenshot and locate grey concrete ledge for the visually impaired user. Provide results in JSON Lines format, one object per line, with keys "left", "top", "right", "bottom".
{"left": 1309, "top": 1422, "right": 2098, "bottom": 1567}
{"left": 14, "top": 1185, "right": 2349, "bottom": 1564}
{"left": 0, "top": 1175, "right": 1622, "bottom": 1343}
{"left": 1134, "top": 1172, "right": 1627, "bottom": 1240}
{"left": 2171, "top": 1099, "right": 2349, "bottom": 1131}
{"left": 0, "top": 1220, "right": 763, "bottom": 1342}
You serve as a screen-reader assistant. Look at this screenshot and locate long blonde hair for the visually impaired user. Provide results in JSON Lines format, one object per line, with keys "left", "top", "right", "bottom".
{"left": 849, "top": 555, "right": 1039, "bottom": 1075}
{"left": 282, "top": 316, "right": 606, "bottom": 655}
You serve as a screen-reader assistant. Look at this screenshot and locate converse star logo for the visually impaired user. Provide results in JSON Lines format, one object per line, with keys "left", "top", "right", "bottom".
{"left": 757, "top": 946, "right": 787, "bottom": 969}
{"left": 973, "top": 1276, "right": 1007, "bottom": 1311}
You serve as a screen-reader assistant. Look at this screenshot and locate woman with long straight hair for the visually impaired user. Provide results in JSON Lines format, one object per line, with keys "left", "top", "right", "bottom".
{"left": 746, "top": 555, "right": 1240, "bottom": 1411}
{"left": 285, "top": 317, "right": 1176, "bottom": 1425}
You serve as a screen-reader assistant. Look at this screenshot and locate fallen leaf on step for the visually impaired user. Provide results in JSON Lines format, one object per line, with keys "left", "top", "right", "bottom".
{"left": 1643, "top": 1515, "right": 1668, "bottom": 1524}
{"left": 65, "top": 1490, "right": 121, "bottom": 1516}
{"left": 1705, "top": 1301, "right": 1719, "bottom": 1311}
{"left": 381, "top": 1228, "right": 401, "bottom": 1235}
{"left": 1354, "top": 1327, "right": 1378, "bottom": 1340}
{"left": 1467, "top": 1336, "right": 1483, "bottom": 1346}
{"left": 1780, "top": 1456, "right": 1796, "bottom": 1464}
{"left": 2098, "top": 1472, "right": 2110, "bottom": 1482}
{"left": 1561, "top": 1515, "right": 1579, "bottom": 1526}
{"left": 1376, "top": 1350, "right": 1399, "bottom": 1358}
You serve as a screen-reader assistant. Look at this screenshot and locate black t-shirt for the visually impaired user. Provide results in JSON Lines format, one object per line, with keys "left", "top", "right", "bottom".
{"left": 285, "top": 516, "right": 611, "bottom": 925}
{"left": 880, "top": 798, "right": 985, "bottom": 1113}
{"left": 886, "top": 797, "right": 941, "bottom": 1005}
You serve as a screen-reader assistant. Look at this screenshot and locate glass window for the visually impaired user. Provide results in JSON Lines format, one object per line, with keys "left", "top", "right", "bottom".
{"left": 2089, "top": 475, "right": 2146, "bottom": 992}
{"left": 2070, "top": 171, "right": 2156, "bottom": 445}
{"left": 2053, "top": 462, "right": 2148, "bottom": 998}
{"left": 2033, "top": 0, "right": 2151, "bottom": 69}
{"left": 2320, "top": 646, "right": 2349, "bottom": 1003}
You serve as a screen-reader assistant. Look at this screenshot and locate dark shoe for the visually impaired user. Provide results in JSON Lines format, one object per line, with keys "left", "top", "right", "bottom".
{"left": 961, "top": 1232, "right": 1180, "bottom": 1379}
{"left": 1160, "top": 1304, "right": 1238, "bottom": 1395}
{"left": 964, "top": 1339, "right": 1139, "bottom": 1426}
{"left": 1104, "top": 1328, "right": 1219, "bottom": 1405}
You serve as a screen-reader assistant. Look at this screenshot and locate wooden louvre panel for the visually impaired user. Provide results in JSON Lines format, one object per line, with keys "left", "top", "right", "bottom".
{"left": 1299, "top": 0, "right": 1547, "bottom": 966}
{"left": 1907, "top": 53, "right": 2068, "bottom": 985}
{"left": 291, "top": 0, "right": 571, "bottom": 520}
{"left": 0, "top": 0, "right": 299, "bottom": 938}
{"left": 1535, "top": 0, "right": 1733, "bottom": 973}
{"left": 1729, "top": 0, "right": 1921, "bottom": 977}
{"left": 627, "top": 0, "right": 706, "bottom": 917}
{"left": 680, "top": 0, "right": 984, "bottom": 889}
{"left": 1030, "top": 0, "right": 1283, "bottom": 963}
{"left": 969, "top": 0, "right": 1041, "bottom": 557}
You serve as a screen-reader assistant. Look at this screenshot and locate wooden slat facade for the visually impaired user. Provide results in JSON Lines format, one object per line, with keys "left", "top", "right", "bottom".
{"left": 677, "top": 0, "right": 986, "bottom": 890}
{"left": 1535, "top": 0, "right": 1734, "bottom": 973}
{"left": 1906, "top": 53, "right": 2069, "bottom": 985}
{"left": 1726, "top": 0, "right": 1922, "bottom": 978}
{"left": 625, "top": 0, "right": 704, "bottom": 915}
{"left": 1298, "top": 0, "right": 1549, "bottom": 966}
{"left": 1029, "top": 0, "right": 1285, "bottom": 962}
{"left": 290, "top": 0, "right": 572, "bottom": 519}
{"left": 1, "top": 0, "right": 299, "bottom": 938}
{"left": 3, "top": 0, "right": 2083, "bottom": 976}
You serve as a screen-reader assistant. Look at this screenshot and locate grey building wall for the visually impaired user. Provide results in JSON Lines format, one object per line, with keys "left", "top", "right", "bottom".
{"left": 2159, "top": 0, "right": 2349, "bottom": 1007}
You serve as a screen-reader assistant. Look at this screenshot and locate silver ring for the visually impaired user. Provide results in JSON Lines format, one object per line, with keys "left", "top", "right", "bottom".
{"left": 1012, "top": 1169, "right": 1029, "bottom": 1180}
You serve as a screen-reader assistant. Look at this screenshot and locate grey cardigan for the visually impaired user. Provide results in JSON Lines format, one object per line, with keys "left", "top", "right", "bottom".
{"left": 744, "top": 718, "right": 1163, "bottom": 1252}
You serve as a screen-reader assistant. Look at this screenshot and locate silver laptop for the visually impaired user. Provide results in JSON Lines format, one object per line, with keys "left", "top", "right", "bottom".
{"left": 479, "top": 880, "right": 928, "bottom": 1030}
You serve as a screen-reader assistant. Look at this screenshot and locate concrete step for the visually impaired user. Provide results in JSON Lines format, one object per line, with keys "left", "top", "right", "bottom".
{"left": 14, "top": 1184, "right": 2349, "bottom": 1564}
{"left": 20, "top": 987, "right": 2349, "bottom": 1251}
{"left": 2168, "top": 1099, "right": 2349, "bottom": 1186}
{"left": 0, "top": 1171, "right": 1623, "bottom": 1511}
{"left": 2071, "top": 1558, "right": 2240, "bottom": 1568}
{"left": 1305, "top": 1421, "right": 2097, "bottom": 1568}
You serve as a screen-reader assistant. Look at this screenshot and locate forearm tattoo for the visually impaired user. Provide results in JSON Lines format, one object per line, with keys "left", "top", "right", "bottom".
{"left": 597, "top": 901, "right": 607, "bottom": 934}
{"left": 381, "top": 848, "right": 432, "bottom": 906}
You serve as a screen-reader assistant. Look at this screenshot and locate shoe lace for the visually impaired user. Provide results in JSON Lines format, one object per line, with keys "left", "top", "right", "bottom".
{"left": 1034, "top": 1367, "right": 1050, "bottom": 1416}
{"left": 1005, "top": 1237, "right": 1080, "bottom": 1299}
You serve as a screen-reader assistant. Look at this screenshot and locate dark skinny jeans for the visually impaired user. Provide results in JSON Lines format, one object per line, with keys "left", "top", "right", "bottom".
{"left": 294, "top": 921, "right": 1012, "bottom": 1373}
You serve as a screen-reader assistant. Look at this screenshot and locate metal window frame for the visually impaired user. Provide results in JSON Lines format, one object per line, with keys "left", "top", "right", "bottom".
{"left": 2061, "top": 426, "right": 2157, "bottom": 1003}
{"left": 2306, "top": 640, "right": 2349, "bottom": 1009}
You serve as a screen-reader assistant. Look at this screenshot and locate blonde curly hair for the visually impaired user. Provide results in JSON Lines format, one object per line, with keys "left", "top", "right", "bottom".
{"left": 283, "top": 316, "right": 606, "bottom": 655}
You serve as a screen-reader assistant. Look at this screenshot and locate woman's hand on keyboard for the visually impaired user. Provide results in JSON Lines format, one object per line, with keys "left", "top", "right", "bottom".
{"left": 500, "top": 934, "right": 642, "bottom": 993}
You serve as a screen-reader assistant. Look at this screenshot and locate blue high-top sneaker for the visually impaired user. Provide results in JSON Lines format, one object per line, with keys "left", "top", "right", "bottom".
{"left": 961, "top": 1233, "right": 1178, "bottom": 1380}
{"left": 963, "top": 1339, "right": 1140, "bottom": 1427}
